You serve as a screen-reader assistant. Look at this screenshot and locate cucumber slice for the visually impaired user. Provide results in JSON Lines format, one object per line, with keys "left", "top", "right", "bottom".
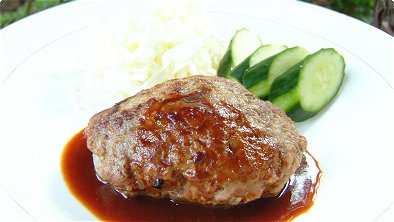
{"left": 246, "top": 46, "right": 310, "bottom": 98}
{"left": 269, "top": 48, "right": 345, "bottom": 122}
{"left": 242, "top": 56, "right": 276, "bottom": 91}
{"left": 232, "top": 44, "right": 286, "bottom": 82}
{"left": 298, "top": 49, "right": 345, "bottom": 112}
{"left": 269, "top": 62, "right": 302, "bottom": 112}
{"left": 217, "top": 28, "right": 261, "bottom": 79}
{"left": 267, "top": 46, "right": 310, "bottom": 88}
{"left": 249, "top": 44, "right": 287, "bottom": 66}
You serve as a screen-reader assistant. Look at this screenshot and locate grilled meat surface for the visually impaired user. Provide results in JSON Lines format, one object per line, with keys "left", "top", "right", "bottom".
{"left": 84, "top": 76, "right": 307, "bottom": 205}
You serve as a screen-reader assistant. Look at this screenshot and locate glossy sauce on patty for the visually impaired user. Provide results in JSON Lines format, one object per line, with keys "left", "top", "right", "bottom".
{"left": 134, "top": 94, "right": 275, "bottom": 186}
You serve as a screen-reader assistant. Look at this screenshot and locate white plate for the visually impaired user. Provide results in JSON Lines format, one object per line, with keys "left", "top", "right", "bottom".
{"left": 1, "top": 0, "right": 393, "bottom": 221}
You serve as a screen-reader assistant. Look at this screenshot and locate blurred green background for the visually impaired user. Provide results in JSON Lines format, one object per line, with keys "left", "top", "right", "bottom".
{"left": 303, "top": 0, "right": 377, "bottom": 23}
{"left": 0, "top": 0, "right": 392, "bottom": 35}
{"left": 0, "top": 0, "right": 70, "bottom": 28}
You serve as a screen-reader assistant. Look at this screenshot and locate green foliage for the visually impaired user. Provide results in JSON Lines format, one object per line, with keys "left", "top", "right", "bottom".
{"left": 0, "top": 1, "right": 32, "bottom": 28}
{"left": 301, "top": 0, "right": 377, "bottom": 22}
{"left": 0, "top": 0, "right": 71, "bottom": 28}
{"left": 34, "top": 0, "right": 68, "bottom": 11}
{"left": 0, "top": 0, "right": 378, "bottom": 28}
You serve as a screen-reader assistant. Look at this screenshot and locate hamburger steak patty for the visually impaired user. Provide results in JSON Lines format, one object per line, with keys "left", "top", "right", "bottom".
{"left": 84, "top": 75, "right": 307, "bottom": 206}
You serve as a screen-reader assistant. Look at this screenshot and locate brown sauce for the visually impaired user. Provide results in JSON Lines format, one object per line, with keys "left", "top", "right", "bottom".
{"left": 132, "top": 94, "right": 278, "bottom": 190}
{"left": 61, "top": 130, "right": 321, "bottom": 221}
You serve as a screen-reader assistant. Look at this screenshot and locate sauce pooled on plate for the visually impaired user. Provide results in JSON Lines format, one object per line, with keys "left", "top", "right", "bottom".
{"left": 61, "top": 129, "right": 321, "bottom": 221}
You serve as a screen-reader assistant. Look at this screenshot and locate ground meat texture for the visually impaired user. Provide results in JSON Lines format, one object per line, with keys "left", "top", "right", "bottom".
{"left": 84, "top": 75, "right": 307, "bottom": 206}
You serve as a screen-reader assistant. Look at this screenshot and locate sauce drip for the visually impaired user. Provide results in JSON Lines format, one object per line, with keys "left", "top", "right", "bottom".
{"left": 61, "top": 130, "right": 321, "bottom": 221}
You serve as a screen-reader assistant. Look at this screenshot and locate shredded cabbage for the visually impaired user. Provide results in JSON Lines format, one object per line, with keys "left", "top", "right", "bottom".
{"left": 72, "top": 1, "right": 225, "bottom": 112}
